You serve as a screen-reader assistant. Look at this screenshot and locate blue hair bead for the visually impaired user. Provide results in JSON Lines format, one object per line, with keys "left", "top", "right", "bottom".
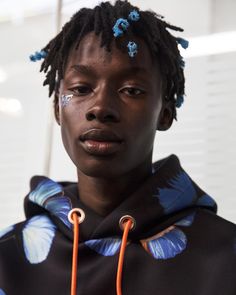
{"left": 176, "top": 95, "right": 184, "bottom": 108}
{"left": 29, "top": 54, "right": 37, "bottom": 62}
{"left": 112, "top": 18, "right": 130, "bottom": 37}
{"left": 127, "top": 41, "right": 138, "bottom": 57}
{"left": 39, "top": 50, "right": 47, "bottom": 58}
{"left": 35, "top": 51, "right": 42, "bottom": 60}
{"left": 176, "top": 37, "right": 189, "bottom": 49}
{"left": 29, "top": 50, "right": 47, "bottom": 62}
{"left": 128, "top": 10, "right": 140, "bottom": 21}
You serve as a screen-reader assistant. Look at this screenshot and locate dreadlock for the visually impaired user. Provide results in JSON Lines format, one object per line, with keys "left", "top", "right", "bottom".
{"left": 40, "top": 0, "right": 186, "bottom": 120}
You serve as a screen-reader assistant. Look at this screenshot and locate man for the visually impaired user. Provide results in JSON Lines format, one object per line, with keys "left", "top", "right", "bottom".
{"left": 0, "top": 1, "right": 235, "bottom": 295}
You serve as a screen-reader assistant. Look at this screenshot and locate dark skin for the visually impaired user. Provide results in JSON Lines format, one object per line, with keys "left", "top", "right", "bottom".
{"left": 55, "top": 32, "right": 173, "bottom": 216}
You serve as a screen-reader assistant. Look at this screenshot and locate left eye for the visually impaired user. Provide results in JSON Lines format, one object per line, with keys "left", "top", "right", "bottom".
{"left": 120, "top": 87, "right": 145, "bottom": 96}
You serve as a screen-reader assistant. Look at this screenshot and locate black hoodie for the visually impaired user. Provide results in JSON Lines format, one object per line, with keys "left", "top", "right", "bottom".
{"left": 0, "top": 154, "right": 236, "bottom": 295}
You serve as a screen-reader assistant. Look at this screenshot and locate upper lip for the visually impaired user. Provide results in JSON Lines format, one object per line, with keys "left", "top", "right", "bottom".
{"left": 79, "top": 129, "right": 123, "bottom": 142}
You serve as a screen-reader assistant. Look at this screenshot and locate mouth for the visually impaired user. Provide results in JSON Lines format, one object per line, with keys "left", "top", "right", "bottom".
{"left": 79, "top": 129, "right": 124, "bottom": 156}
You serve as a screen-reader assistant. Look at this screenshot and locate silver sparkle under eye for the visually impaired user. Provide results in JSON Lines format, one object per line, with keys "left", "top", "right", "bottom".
{"left": 60, "top": 94, "right": 73, "bottom": 107}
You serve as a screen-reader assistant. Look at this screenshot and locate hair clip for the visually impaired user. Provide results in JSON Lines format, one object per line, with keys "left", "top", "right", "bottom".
{"left": 128, "top": 10, "right": 140, "bottom": 21}
{"left": 175, "top": 95, "right": 184, "bottom": 108}
{"left": 61, "top": 94, "right": 73, "bottom": 107}
{"left": 127, "top": 41, "right": 138, "bottom": 57}
{"left": 176, "top": 37, "right": 189, "bottom": 49}
{"left": 112, "top": 18, "right": 130, "bottom": 37}
{"left": 29, "top": 50, "right": 47, "bottom": 62}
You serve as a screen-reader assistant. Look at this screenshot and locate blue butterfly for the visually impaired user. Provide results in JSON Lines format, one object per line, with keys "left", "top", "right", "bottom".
{"left": 154, "top": 171, "right": 197, "bottom": 214}
{"left": 22, "top": 214, "right": 56, "bottom": 264}
{"left": 85, "top": 238, "right": 122, "bottom": 256}
{"left": 0, "top": 225, "right": 14, "bottom": 239}
{"left": 29, "top": 179, "right": 72, "bottom": 229}
{"left": 0, "top": 289, "right": 6, "bottom": 295}
{"left": 196, "top": 194, "right": 216, "bottom": 208}
{"left": 140, "top": 212, "right": 196, "bottom": 259}
{"left": 141, "top": 228, "right": 187, "bottom": 259}
{"left": 84, "top": 213, "right": 195, "bottom": 260}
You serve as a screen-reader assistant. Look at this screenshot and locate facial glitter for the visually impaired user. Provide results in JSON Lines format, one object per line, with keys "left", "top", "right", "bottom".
{"left": 60, "top": 94, "right": 73, "bottom": 107}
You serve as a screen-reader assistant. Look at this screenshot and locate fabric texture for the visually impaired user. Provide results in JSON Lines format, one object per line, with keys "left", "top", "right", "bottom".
{"left": 0, "top": 154, "right": 236, "bottom": 294}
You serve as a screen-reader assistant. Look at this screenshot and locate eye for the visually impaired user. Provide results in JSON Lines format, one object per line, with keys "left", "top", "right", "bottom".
{"left": 120, "top": 87, "right": 145, "bottom": 96}
{"left": 68, "top": 85, "right": 92, "bottom": 96}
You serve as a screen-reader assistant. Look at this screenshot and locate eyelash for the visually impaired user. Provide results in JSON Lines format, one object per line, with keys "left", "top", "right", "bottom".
{"left": 68, "top": 85, "right": 146, "bottom": 97}
{"left": 68, "top": 85, "right": 91, "bottom": 96}
{"left": 120, "top": 87, "right": 145, "bottom": 96}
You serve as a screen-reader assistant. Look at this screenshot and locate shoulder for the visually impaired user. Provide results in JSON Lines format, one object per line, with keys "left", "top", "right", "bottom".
{"left": 188, "top": 208, "right": 236, "bottom": 260}
{"left": 195, "top": 208, "right": 236, "bottom": 234}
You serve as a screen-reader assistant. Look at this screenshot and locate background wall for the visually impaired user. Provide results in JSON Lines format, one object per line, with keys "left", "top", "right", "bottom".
{"left": 0, "top": 0, "right": 235, "bottom": 227}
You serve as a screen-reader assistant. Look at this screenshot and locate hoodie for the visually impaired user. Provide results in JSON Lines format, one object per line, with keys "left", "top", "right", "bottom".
{"left": 0, "top": 154, "right": 236, "bottom": 295}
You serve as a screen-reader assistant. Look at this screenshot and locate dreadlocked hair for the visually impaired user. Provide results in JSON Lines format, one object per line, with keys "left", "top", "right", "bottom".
{"left": 40, "top": 0, "right": 186, "bottom": 120}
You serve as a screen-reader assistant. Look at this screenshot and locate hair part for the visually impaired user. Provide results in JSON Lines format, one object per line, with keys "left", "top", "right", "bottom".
{"left": 40, "top": 0, "right": 186, "bottom": 120}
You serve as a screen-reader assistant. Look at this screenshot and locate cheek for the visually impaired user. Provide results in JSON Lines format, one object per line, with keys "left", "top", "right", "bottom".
{"left": 128, "top": 101, "right": 162, "bottom": 139}
{"left": 59, "top": 108, "right": 82, "bottom": 158}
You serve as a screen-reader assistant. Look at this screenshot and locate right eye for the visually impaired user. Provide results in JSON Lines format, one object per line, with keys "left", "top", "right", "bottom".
{"left": 69, "top": 85, "right": 92, "bottom": 96}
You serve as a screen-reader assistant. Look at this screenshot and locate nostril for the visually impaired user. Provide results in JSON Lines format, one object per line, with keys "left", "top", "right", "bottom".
{"left": 104, "top": 114, "right": 117, "bottom": 122}
{"left": 85, "top": 106, "right": 120, "bottom": 123}
{"left": 86, "top": 112, "right": 95, "bottom": 121}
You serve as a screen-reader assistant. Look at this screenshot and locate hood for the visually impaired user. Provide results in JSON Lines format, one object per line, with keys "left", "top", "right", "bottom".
{"left": 24, "top": 154, "right": 217, "bottom": 242}
{"left": 22, "top": 153, "right": 218, "bottom": 295}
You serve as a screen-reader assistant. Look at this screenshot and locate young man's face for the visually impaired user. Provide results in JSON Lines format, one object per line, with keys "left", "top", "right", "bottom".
{"left": 56, "top": 32, "right": 172, "bottom": 178}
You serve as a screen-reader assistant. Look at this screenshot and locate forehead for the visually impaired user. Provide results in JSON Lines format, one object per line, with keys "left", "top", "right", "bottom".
{"left": 64, "top": 32, "right": 159, "bottom": 77}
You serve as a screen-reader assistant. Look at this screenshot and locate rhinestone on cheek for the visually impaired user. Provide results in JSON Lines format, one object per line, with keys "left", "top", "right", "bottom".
{"left": 60, "top": 94, "right": 73, "bottom": 107}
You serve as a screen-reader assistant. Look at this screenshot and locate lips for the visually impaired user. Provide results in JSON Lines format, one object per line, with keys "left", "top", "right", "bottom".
{"left": 80, "top": 129, "right": 123, "bottom": 143}
{"left": 79, "top": 129, "right": 124, "bottom": 156}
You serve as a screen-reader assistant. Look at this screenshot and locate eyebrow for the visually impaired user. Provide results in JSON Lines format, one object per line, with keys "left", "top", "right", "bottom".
{"left": 68, "top": 64, "right": 150, "bottom": 78}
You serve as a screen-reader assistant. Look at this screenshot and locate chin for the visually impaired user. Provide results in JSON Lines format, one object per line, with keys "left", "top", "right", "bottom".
{"left": 76, "top": 157, "right": 130, "bottom": 179}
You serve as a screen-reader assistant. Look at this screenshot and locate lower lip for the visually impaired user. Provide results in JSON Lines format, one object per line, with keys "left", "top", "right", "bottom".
{"left": 81, "top": 140, "right": 124, "bottom": 156}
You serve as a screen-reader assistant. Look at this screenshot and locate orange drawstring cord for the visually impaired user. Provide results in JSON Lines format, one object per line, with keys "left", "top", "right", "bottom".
{"left": 68, "top": 208, "right": 85, "bottom": 295}
{"left": 71, "top": 211, "right": 79, "bottom": 295}
{"left": 116, "top": 218, "right": 133, "bottom": 295}
{"left": 68, "top": 210, "right": 133, "bottom": 295}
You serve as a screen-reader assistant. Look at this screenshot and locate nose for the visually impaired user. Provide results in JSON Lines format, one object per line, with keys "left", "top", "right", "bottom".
{"left": 85, "top": 87, "right": 120, "bottom": 123}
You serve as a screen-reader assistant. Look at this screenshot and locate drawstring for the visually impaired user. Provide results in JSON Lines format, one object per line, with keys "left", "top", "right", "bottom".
{"left": 68, "top": 210, "right": 135, "bottom": 295}
{"left": 71, "top": 212, "right": 79, "bottom": 295}
{"left": 68, "top": 208, "right": 85, "bottom": 295}
{"left": 117, "top": 215, "right": 135, "bottom": 295}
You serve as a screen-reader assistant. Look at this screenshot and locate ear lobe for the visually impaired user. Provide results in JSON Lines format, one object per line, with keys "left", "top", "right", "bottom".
{"left": 156, "top": 104, "right": 174, "bottom": 131}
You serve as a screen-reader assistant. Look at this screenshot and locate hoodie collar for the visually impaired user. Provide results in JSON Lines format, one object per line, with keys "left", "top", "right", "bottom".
{"left": 24, "top": 154, "right": 217, "bottom": 241}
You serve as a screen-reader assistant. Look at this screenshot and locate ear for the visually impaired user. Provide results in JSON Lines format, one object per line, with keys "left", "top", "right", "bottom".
{"left": 156, "top": 100, "right": 174, "bottom": 131}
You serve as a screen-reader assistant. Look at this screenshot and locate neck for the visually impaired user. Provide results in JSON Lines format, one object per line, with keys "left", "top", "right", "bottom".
{"left": 76, "top": 158, "right": 152, "bottom": 216}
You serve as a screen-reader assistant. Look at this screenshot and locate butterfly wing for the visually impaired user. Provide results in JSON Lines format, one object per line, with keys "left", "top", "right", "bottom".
{"left": 85, "top": 238, "right": 121, "bottom": 256}
{"left": 29, "top": 179, "right": 63, "bottom": 206}
{"left": 197, "top": 194, "right": 216, "bottom": 208}
{"left": 22, "top": 214, "right": 56, "bottom": 264}
{"left": 44, "top": 197, "right": 72, "bottom": 229}
{"left": 155, "top": 171, "right": 197, "bottom": 214}
{"left": 29, "top": 179, "right": 72, "bottom": 229}
{"left": 141, "top": 227, "right": 187, "bottom": 260}
{"left": 0, "top": 225, "right": 14, "bottom": 239}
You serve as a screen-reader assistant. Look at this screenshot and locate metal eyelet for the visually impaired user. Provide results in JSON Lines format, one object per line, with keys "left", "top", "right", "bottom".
{"left": 68, "top": 208, "right": 85, "bottom": 224}
{"left": 119, "top": 215, "right": 136, "bottom": 231}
